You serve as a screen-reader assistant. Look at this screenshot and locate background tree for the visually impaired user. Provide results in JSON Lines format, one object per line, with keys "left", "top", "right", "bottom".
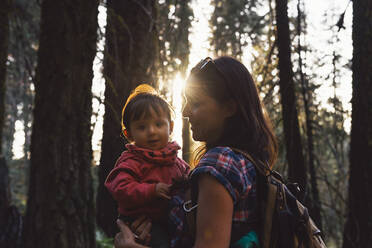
{"left": 0, "top": 0, "right": 12, "bottom": 154}
{"left": 23, "top": 0, "right": 98, "bottom": 247}
{"left": 157, "top": 0, "right": 193, "bottom": 82}
{"left": 210, "top": 0, "right": 285, "bottom": 169}
{"left": 311, "top": 9, "right": 350, "bottom": 246}
{"left": 210, "top": 0, "right": 268, "bottom": 59}
{"left": 295, "top": 0, "right": 322, "bottom": 228}
{"left": 274, "top": 0, "right": 307, "bottom": 201}
{"left": 96, "top": 0, "right": 159, "bottom": 237}
{"left": 342, "top": 0, "right": 372, "bottom": 246}
{"left": 157, "top": 0, "right": 193, "bottom": 163}
{"left": 2, "top": 0, "right": 39, "bottom": 161}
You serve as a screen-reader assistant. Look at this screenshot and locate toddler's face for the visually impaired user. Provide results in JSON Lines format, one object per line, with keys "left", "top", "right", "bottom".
{"left": 127, "top": 107, "right": 173, "bottom": 150}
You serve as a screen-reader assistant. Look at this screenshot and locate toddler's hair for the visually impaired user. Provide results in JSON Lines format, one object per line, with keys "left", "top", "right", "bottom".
{"left": 122, "top": 93, "right": 172, "bottom": 135}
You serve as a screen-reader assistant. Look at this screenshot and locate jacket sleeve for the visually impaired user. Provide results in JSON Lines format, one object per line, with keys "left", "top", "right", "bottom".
{"left": 104, "top": 160, "right": 156, "bottom": 208}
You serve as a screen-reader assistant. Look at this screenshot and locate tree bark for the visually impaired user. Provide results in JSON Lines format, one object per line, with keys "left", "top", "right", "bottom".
{"left": 296, "top": 0, "right": 322, "bottom": 228}
{"left": 342, "top": 0, "right": 372, "bottom": 247}
{"left": 24, "top": 0, "right": 98, "bottom": 247}
{"left": 275, "top": 0, "right": 307, "bottom": 200}
{"left": 96, "top": 0, "right": 158, "bottom": 237}
{"left": 178, "top": 0, "right": 192, "bottom": 164}
{"left": 0, "top": 0, "right": 11, "bottom": 154}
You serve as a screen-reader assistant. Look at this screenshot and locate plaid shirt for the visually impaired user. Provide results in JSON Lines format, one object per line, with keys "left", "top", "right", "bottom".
{"left": 168, "top": 146, "right": 258, "bottom": 248}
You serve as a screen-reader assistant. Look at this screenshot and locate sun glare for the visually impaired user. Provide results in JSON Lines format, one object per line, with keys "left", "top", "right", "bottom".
{"left": 170, "top": 73, "right": 186, "bottom": 157}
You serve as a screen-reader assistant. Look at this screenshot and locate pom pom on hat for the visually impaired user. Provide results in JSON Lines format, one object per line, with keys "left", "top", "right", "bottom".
{"left": 121, "top": 84, "right": 158, "bottom": 136}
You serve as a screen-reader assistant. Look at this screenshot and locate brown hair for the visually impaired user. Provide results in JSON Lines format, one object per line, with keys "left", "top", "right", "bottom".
{"left": 187, "top": 56, "right": 278, "bottom": 168}
{"left": 122, "top": 93, "right": 173, "bottom": 136}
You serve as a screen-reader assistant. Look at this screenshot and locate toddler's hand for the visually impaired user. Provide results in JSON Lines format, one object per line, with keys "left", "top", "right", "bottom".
{"left": 155, "top": 183, "right": 171, "bottom": 200}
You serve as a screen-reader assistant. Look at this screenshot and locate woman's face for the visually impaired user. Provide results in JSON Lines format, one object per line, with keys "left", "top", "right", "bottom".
{"left": 182, "top": 85, "right": 232, "bottom": 144}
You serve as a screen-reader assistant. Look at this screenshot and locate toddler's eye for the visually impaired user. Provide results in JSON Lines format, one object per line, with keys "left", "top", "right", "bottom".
{"left": 156, "top": 122, "right": 164, "bottom": 127}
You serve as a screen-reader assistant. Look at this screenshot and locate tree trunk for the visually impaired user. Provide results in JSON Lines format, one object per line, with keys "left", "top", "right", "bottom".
{"left": 342, "top": 0, "right": 372, "bottom": 247}
{"left": 177, "top": 0, "right": 192, "bottom": 164}
{"left": 275, "top": 0, "right": 307, "bottom": 200}
{"left": 296, "top": 0, "right": 322, "bottom": 228}
{"left": 96, "top": 0, "right": 158, "bottom": 237}
{"left": 24, "top": 0, "right": 98, "bottom": 247}
{"left": 0, "top": 0, "right": 11, "bottom": 154}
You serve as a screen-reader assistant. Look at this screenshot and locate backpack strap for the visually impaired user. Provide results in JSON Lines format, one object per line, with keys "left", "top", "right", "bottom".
{"left": 262, "top": 179, "right": 278, "bottom": 248}
{"left": 230, "top": 148, "right": 272, "bottom": 177}
{"left": 183, "top": 181, "right": 198, "bottom": 241}
{"left": 230, "top": 148, "right": 278, "bottom": 248}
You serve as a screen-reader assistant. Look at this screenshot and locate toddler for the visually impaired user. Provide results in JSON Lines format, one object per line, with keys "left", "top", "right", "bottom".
{"left": 105, "top": 84, "right": 189, "bottom": 248}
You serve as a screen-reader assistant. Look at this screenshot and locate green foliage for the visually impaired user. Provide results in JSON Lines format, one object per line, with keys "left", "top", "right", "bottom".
{"left": 210, "top": 0, "right": 268, "bottom": 58}
{"left": 96, "top": 229, "right": 114, "bottom": 248}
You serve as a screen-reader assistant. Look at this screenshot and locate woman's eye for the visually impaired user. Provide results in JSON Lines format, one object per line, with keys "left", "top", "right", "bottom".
{"left": 190, "top": 101, "right": 200, "bottom": 107}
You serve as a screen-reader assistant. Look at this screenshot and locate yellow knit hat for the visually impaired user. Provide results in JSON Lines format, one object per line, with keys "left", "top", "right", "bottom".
{"left": 121, "top": 84, "right": 158, "bottom": 138}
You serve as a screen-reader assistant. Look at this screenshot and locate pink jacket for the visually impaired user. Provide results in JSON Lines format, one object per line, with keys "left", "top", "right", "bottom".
{"left": 105, "top": 141, "right": 189, "bottom": 220}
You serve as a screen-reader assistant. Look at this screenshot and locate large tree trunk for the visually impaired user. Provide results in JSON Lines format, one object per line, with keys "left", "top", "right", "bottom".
{"left": 275, "top": 0, "right": 307, "bottom": 200}
{"left": 23, "top": 0, "right": 98, "bottom": 247}
{"left": 96, "top": 0, "right": 158, "bottom": 237}
{"left": 0, "top": 0, "right": 11, "bottom": 154}
{"left": 342, "top": 0, "right": 372, "bottom": 247}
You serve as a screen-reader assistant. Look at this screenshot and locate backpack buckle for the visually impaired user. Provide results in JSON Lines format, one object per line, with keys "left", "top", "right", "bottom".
{"left": 183, "top": 200, "right": 198, "bottom": 212}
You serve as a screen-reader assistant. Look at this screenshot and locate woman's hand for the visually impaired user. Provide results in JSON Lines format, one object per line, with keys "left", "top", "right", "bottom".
{"left": 130, "top": 215, "right": 152, "bottom": 244}
{"left": 115, "top": 219, "right": 149, "bottom": 248}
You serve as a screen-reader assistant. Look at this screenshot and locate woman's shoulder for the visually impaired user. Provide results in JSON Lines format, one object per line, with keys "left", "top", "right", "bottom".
{"left": 192, "top": 146, "right": 256, "bottom": 203}
{"left": 195, "top": 147, "right": 255, "bottom": 177}
{"left": 202, "top": 146, "right": 251, "bottom": 165}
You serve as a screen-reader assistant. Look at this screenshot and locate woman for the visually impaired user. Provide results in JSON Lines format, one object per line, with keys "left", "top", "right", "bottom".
{"left": 114, "top": 56, "right": 278, "bottom": 248}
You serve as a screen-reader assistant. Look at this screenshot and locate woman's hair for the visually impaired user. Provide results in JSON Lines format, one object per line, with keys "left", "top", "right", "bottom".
{"left": 188, "top": 56, "right": 278, "bottom": 167}
{"left": 122, "top": 93, "right": 173, "bottom": 133}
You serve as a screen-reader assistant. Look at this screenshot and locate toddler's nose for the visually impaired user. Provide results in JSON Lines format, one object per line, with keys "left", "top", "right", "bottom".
{"left": 148, "top": 125, "right": 156, "bottom": 134}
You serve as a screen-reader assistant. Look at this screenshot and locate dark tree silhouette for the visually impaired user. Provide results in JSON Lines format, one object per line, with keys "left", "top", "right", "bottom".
{"left": 296, "top": 0, "right": 322, "bottom": 228}
{"left": 342, "top": 0, "right": 372, "bottom": 247}
{"left": 0, "top": 0, "right": 11, "bottom": 153}
{"left": 0, "top": 157, "right": 23, "bottom": 248}
{"left": 23, "top": 0, "right": 98, "bottom": 247}
{"left": 275, "top": 0, "right": 307, "bottom": 200}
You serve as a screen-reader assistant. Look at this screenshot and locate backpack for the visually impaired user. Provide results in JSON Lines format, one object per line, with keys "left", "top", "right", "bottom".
{"left": 232, "top": 148, "right": 327, "bottom": 248}
{"left": 182, "top": 148, "right": 327, "bottom": 248}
